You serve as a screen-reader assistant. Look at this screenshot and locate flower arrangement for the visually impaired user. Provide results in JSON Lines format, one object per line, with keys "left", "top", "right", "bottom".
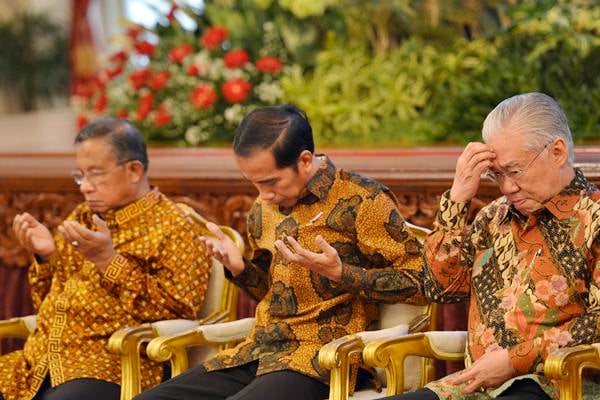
{"left": 73, "top": 11, "right": 286, "bottom": 145}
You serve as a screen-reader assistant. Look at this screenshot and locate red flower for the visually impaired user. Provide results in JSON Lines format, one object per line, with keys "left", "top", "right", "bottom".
{"left": 110, "top": 50, "right": 128, "bottom": 63}
{"left": 116, "top": 109, "right": 129, "bottom": 119}
{"left": 134, "top": 41, "right": 156, "bottom": 56}
{"left": 150, "top": 70, "right": 170, "bottom": 90}
{"left": 106, "top": 64, "right": 124, "bottom": 79}
{"left": 186, "top": 64, "right": 201, "bottom": 76}
{"left": 136, "top": 92, "right": 154, "bottom": 120}
{"left": 167, "top": 4, "right": 178, "bottom": 22}
{"left": 221, "top": 78, "right": 252, "bottom": 103}
{"left": 129, "top": 69, "right": 151, "bottom": 90}
{"left": 189, "top": 84, "right": 217, "bottom": 109}
{"left": 201, "top": 26, "right": 228, "bottom": 50}
{"left": 224, "top": 49, "right": 249, "bottom": 69}
{"left": 94, "top": 93, "right": 108, "bottom": 113}
{"left": 169, "top": 44, "right": 193, "bottom": 64}
{"left": 76, "top": 115, "right": 89, "bottom": 130}
{"left": 126, "top": 26, "right": 142, "bottom": 40}
{"left": 256, "top": 56, "right": 283, "bottom": 74}
{"left": 154, "top": 103, "right": 172, "bottom": 126}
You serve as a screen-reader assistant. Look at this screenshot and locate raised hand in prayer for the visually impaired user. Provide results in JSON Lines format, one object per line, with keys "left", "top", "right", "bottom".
{"left": 57, "top": 214, "right": 116, "bottom": 273}
{"left": 450, "top": 142, "right": 496, "bottom": 202}
{"left": 200, "top": 222, "right": 244, "bottom": 276}
{"left": 274, "top": 235, "right": 342, "bottom": 282}
{"left": 12, "top": 212, "right": 57, "bottom": 260}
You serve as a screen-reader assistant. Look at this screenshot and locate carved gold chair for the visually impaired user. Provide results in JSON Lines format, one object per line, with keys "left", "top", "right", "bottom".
{"left": 108, "top": 203, "right": 245, "bottom": 399}
{"left": 145, "top": 223, "right": 436, "bottom": 400}
{"left": 362, "top": 330, "right": 600, "bottom": 400}
{"left": 0, "top": 204, "right": 244, "bottom": 400}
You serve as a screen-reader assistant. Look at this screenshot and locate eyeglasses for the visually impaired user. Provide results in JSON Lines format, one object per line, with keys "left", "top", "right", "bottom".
{"left": 71, "top": 160, "right": 132, "bottom": 187}
{"left": 484, "top": 140, "right": 553, "bottom": 184}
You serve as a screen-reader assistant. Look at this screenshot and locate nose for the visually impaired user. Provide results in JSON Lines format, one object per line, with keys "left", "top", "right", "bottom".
{"left": 258, "top": 188, "right": 275, "bottom": 202}
{"left": 78, "top": 177, "right": 95, "bottom": 194}
{"left": 498, "top": 177, "right": 520, "bottom": 194}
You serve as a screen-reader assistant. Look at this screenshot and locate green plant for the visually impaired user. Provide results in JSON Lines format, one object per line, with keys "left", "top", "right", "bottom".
{"left": 0, "top": 13, "right": 68, "bottom": 112}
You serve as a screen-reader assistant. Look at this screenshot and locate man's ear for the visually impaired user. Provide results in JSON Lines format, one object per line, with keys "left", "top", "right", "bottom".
{"left": 550, "top": 138, "right": 569, "bottom": 167}
{"left": 127, "top": 160, "right": 146, "bottom": 183}
{"left": 297, "top": 150, "right": 314, "bottom": 173}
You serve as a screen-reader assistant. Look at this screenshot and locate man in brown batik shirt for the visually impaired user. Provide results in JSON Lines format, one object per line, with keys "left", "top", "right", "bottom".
{"left": 136, "top": 105, "right": 426, "bottom": 400}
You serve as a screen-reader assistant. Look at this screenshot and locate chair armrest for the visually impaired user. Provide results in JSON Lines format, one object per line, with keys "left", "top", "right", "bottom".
{"left": 0, "top": 315, "right": 37, "bottom": 341}
{"left": 319, "top": 324, "right": 411, "bottom": 400}
{"left": 147, "top": 318, "right": 255, "bottom": 376}
{"left": 544, "top": 344, "right": 600, "bottom": 400}
{"left": 363, "top": 331, "right": 467, "bottom": 395}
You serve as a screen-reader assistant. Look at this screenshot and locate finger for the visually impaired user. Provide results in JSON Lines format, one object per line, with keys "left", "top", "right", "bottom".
{"left": 286, "top": 236, "right": 314, "bottom": 259}
{"left": 467, "top": 150, "right": 496, "bottom": 169}
{"left": 61, "top": 222, "right": 89, "bottom": 245}
{"left": 450, "top": 368, "right": 477, "bottom": 386}
{"left": 315, "top": 235, "right": 337, "bottom": 256}
{"left": 93, "top": 215, "right": 110, "bottom": 235}
{"left": 274, "top": 240, "right": 299, "bottom": 263}
{"left": 57, "top": 225, "right": 73, "bottom": 242}
{"left": 460, "top": 379, "right": 484, "bottom": 395}
{"left": 206, "top": 222, "right": 228, "bottom": 241}
{"left": 66, "top": 221, "right": 95, "bottom": 241}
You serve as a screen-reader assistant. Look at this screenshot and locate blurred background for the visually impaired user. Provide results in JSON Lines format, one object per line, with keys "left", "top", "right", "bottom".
{"left": 1, "top": 0, "right": 600, "bottom": 149}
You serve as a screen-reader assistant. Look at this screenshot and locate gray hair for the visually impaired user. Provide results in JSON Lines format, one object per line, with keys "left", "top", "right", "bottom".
{"left": 481, "top": 92, "right": 574, "bottom": 164}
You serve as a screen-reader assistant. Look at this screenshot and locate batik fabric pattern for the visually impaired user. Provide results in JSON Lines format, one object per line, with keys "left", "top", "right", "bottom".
{"left": 0, "top": 189, "right": 210, "bottom": 400}
{"left": 423, "top": 169, "right": 600, "bottom": 399}
{"left": 203, "top": 155, "right": 426, "bottom": 391}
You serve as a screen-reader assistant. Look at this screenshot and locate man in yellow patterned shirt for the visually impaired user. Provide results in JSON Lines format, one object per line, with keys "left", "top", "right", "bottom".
{"left": 136, "top": 105, "right": 426, "bottom": 400}
{"left": 1, "top": 118, "right": 211, "bottom": 400}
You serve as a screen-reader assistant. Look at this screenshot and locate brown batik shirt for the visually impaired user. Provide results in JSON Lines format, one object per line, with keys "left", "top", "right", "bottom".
{"left": 423, "top": 169, "right": 600, "bottom": 399}
{"left": 203, "top": 155, "right": 426, "bottom": 388}
{"left": 0, "top": 189, "right": 210, "bottom": 400}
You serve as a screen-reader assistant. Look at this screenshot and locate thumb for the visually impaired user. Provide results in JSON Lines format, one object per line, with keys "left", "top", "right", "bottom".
{"left": 93, "top": 215, "right": 110, "bottom": 235}
{"left": 206, "top": 222, "right": 227, "bottom": 241}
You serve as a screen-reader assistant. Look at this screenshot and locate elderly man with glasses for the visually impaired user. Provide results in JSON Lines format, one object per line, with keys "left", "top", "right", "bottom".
{"left": 1, "top": 118, "right": 211, "bottom": 400}
{"left": 378, "top": 92, "right": 600, "bottom": 400}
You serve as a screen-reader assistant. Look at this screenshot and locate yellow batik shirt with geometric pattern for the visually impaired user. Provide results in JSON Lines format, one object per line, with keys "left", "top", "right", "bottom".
{"left": 203, "top": 155, "right": 426, "bottom": 391}
{"left": 423, "top": 169, "right": 600, "bottom": 400}
{"left": 0, "top": 189, "right": 210, "bottom": 400}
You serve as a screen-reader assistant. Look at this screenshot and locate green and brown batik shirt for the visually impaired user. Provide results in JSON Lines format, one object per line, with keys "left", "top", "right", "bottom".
{"left": 423, "top": 169, "right": 600, "bottom": 399}
{"left": 203, "top": 155, "right": 426, "bottom": 389}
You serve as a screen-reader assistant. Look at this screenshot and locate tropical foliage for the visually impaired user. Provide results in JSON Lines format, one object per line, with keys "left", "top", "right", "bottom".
{"left": 77, "top": 0, "right": 600, "bottom": 146}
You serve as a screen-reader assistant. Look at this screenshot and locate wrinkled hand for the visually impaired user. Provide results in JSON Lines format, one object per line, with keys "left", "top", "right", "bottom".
{"left": 57, "top": 215, "right": 116, "bottom": 274}
{"left": 274, "top": 235, "right": 342, "bottom": 282}
{"left": 12, "top": 212, "right": 56, "bottom": 260}
{"left": 449, "top": 347, "right": 516, "bottom": 394}
{"left": 200, "top": 222, "right": 244, "bottom": 276}
{"left": 450, "top": 142, "right": 496, "bottom": 203}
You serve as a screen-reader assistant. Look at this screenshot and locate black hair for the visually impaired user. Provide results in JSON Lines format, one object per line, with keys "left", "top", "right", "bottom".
{"left": 232, "top": 104, "right": 314, "bottom": 169}
{"left": 74, "top": 117, "right": 149, "bottom": 171}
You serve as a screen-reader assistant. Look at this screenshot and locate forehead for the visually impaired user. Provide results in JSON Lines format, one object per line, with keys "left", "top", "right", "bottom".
{"left": 75, "top": 138, "right": 118, "bottom": 167}
{"left": 235, "top": 149, "right": 288, "bottom": 181}
{"left": 487, "top": 132, "right": 532, "bottom": 167}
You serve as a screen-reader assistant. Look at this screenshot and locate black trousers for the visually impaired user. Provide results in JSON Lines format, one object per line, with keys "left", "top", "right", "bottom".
{"left": 0, "top": 375, "right": 120, "bottom": 400}
{"left": 134, "top": 361, "right": 329, "bottom": 400}
{"left": 377, "top": 378, "right": 551, "bottom": 400}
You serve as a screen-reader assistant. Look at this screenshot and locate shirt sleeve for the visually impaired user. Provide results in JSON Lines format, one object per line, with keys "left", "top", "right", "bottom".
{"left": 422, "top": 190, "right": 476, "bottom": 303}
{"left": 334, "top": 187, "right": 426, "bottom": 304}
{"left": 226, "top": 202, "right": 270, "bottom": 301}
{"left": 99, "top": 214, "right": 210, "bottom": 321}
{"left": 508, "top": 233, "right": 600, "bottom": 375}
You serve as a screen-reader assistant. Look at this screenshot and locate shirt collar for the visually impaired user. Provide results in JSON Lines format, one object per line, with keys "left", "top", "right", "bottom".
{"left": 83, "top": 188, "right": 161, "bottom": 229}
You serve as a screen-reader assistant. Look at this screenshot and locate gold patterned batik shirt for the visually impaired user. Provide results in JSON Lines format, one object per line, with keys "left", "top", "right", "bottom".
{"left": 423, "top": 169, "right": 600, "bottom": 400}
{"left": 0, "top": 189, "right": 211, "bottom": 400}
{"left": 204, "top": 155, "right": 426, "bottom": 390}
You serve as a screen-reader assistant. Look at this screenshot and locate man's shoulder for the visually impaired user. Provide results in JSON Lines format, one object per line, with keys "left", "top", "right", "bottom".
{"left": 336, "top": 168, "right": 391, "bottom": 200}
